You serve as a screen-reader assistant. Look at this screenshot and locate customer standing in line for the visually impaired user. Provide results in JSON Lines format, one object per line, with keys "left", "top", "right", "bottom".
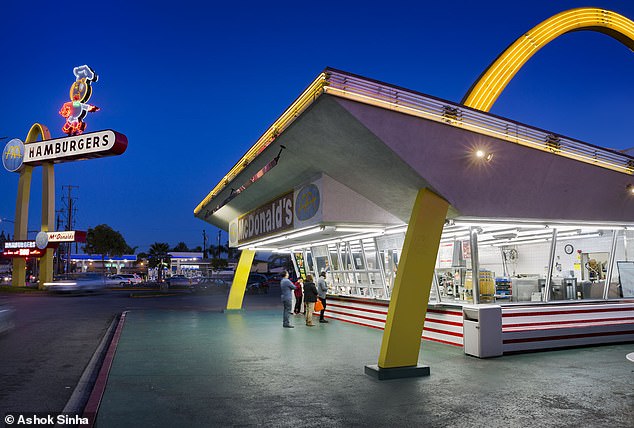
{"left": 293, "top": 277, "right": 304, "bottom": 314}
{"left": 303, "top": 274, "right": 318, "bottom": 327}
{"left": 280, "top": 271, "right": 297, "bottom": 328}
{"left": 317, "top": 271, "right": 329, "bottom": 323}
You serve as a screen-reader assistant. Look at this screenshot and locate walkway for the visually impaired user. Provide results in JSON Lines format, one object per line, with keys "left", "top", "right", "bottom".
{"left": 95, "top": 297, "right": 634, "bottom": 427}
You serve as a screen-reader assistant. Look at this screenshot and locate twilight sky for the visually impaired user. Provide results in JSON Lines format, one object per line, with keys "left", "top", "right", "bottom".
{"left": 1, "top": 0, "right": 633, "bottom": 253}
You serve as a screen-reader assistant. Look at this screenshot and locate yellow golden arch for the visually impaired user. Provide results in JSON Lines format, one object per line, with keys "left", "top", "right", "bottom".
{"left": 12, "top": 123, "right": 56, "bottom": 288}
{"left": 462, "top": 7, "right": 634, "bottom": 112}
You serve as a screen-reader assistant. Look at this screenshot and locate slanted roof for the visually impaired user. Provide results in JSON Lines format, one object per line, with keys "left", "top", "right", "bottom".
{"left": 196, "top": 69, "right": 634, "bottom": 230}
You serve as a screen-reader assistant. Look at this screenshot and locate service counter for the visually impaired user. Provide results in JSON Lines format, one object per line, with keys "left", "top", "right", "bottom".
{"left": 325, "top": 295, "right": 634, "bottom": 357}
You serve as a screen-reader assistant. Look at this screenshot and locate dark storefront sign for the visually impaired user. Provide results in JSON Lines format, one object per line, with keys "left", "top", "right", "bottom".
{"left": 237, "top": 192, "right": 293, "bottom": 244}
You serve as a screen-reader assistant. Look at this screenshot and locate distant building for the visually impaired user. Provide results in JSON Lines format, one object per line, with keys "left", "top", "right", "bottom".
{"left": 71, "top": 254, "right": 138, "bottom": 274}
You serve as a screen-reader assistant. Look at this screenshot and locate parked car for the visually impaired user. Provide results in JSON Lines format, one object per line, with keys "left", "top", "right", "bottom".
{"left": 264, "top": 273, "right": 286, "bottom": 288}
{"left": 167, "top": 275, "right": 192, "bottom": 287}
{"left": 44, "top": 273, "right": 106, "bottom": 294}
{"left": 1, "top": 274, "right": 11, "bottom": 284}
{"left": 191, "top": 277, "right": 231, "bottom": 293}
{"left": 116, "top": 273, "right": 143, "bottom": 285}
{"left": 105, "top": 275, "right": 132, "bottom": 287}
{"left": 247, "top": 273, "right": 270, "bottom": 294}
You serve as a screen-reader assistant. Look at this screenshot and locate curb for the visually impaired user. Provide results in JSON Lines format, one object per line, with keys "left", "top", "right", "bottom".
{"left": 60, "top": 313, "right": 119, "bottom": 416}
{"left": 82, "top": 311, "right": 127, "bottom": 427}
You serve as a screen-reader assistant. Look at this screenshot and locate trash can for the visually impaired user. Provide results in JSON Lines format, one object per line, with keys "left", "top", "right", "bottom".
{"left": 463, "top": 305, "right": 503, "bottom": 358}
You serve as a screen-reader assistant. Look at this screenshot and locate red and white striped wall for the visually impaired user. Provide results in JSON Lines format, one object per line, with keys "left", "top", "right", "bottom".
{"left": 501, "top": 301, "right": 634, "bottom": 353}
{"left": 326, "top": 296, "right": 634, "bottom": 354}
{"left": 325, "top": 296, "right": 464, "bottom": 346}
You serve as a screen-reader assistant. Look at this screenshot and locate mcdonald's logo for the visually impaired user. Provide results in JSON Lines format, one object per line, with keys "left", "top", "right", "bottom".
{"left": 2, "top": 138, "right": 25, "bottom": 172}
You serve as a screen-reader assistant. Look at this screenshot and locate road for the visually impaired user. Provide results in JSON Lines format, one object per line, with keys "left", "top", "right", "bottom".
{"left": 0, "top": 289, "right": 280, "bottom": 416}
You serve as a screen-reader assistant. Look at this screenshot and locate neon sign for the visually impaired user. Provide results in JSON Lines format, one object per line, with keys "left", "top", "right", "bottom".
{"left": 2, "top": 241, "right": 44, "bottom": 258}
{"left": 59, "top": 65, "right": 100, "bottom": 136}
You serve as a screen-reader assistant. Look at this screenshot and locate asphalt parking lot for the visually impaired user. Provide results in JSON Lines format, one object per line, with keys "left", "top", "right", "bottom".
{"left": 0, "top": 290, "right": 242, "bottom": 417}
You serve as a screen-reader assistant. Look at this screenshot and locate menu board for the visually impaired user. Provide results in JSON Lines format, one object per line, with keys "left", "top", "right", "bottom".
{"left": 437, "top": 242, "right": 453, "bottom": 268}
{"left": 293, "top": 252, "right": 306, "bottom": 280}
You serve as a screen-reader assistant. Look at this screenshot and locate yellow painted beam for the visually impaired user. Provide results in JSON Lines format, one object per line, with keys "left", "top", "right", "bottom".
{"left": 226, "top": 249, "right": 256, "bottom": 310}
{"left": 12, "top": 165, "right": 32, "bottom": 287}
{"left": 12, "top": 123, "right": 51, "bottom": 287}
{"left": 463, "top": 8, "right": 634, "bottom": 112}
{"left": 39, "top": 162, "right": 55, "bottom": 287}
{"left": 378, "top": 188, "right": 448, "bottom": 368}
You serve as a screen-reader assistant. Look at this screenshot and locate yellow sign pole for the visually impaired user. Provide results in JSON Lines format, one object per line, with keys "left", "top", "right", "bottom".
{"left": 11, "top": 124, "right": 53, "bottom": 288}
{"left": 39, "top": 161, "right": 55, "bottom": 287}
{"left": 226, "top": 249, "right": 256, "bottom": 310}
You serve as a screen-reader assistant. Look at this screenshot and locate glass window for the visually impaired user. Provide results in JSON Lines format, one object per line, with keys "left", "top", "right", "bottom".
{"left": 593, "top": 229, "right": 634, "bottom": 300}
{"left": 311, "top": 245, "right": 330, "bottom": 276}
{"left": 548, "top": 228, "right": 614, "bottom": 301}
{"left": 328, "top": 244, "right": 340, "bottom": 271}
{"left": 376, "top": 233, "right": 404, "bottom": 299}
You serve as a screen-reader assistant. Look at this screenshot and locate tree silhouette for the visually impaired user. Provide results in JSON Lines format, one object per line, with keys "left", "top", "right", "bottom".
{"left": 84, "top": 224, "right": 129, "bottom": 273}
{"left": 148, "top": 242, "right": 171, "bottom": 283}
{"left": 171, "top": 242, "right": 190, "bottom": 252}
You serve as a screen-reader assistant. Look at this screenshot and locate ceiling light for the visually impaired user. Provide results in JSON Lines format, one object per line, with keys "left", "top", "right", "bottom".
{"left": 475, "top": 149, "right": 493, "bottom": 162}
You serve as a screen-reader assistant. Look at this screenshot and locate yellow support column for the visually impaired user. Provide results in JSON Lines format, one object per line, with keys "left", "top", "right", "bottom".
{"left": 226, "top": 249, "right": 256, "bottom": 311}
{"left": 12, "top": 123, "right": 51, "bottom": 288}
{"left": 12, "top": 165, "right": 32, "bottom": 287}
{"left": 39, "top": 162, "right": 55, "bottom": 287}
{"left": 366, "top": 188, "right": 448, "bottom": 380}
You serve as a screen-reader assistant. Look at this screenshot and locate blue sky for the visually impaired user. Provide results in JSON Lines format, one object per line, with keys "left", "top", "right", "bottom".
{"left": 1, "top": 0, "right": 634, "bottom": 253}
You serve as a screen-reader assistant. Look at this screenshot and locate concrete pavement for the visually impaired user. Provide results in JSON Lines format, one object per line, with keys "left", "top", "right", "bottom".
{"left": 94, "top": 299, "right": 634, "bottom": 427}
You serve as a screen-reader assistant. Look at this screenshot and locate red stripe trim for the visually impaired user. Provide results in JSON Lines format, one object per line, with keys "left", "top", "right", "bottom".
{"left": 428, "top": 308, "right": 463, "bottom": 317}
{"left": 328, "top": 302, "right": 388, "bottom": 316}
{"left": 83, "top": 311, "right": 127, "bottom": 427}
{"left": 325, "top": 314, "right": 463, "bottom": 347}
{"left": 503, "top": 329, "right": 634, "bottom": 344}
{"left": 329, "top": 308, "right": 464, "bottom": 330}
{"left": 328, "top": 296, "right": 390, "bottom": 307}
{"left": 328, "top": 309, "right": 386, "bottom": 324}
{"left": 503, "top": 306, "right": 634, "bottom": 317}
{"left": 330, "top": 301, "right": 463, "bottom": 318}
{"left": 330, "top": 310, "right": 462, "bottom": 336}
{"left": 504, "top": 316, "right": 634, "bottom": 329}
{"left": 425, "top": 318, "right": 463, "bottom": 327}
{"left": 423, "top": 326, "right": 463, "bottom": 338}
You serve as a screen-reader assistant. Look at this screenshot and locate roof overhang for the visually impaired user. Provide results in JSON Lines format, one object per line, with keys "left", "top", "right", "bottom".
{"left": 195, "top": 68, "right": 634, "bottom": 233}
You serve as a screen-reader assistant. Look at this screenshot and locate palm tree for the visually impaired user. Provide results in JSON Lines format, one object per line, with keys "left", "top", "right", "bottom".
{"left": 148, "top": 242, "right": 170, "bottom": 283}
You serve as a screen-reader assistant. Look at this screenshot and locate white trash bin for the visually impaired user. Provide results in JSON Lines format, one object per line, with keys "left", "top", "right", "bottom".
{"left": 463, "top": 305, "right": 503, "bottom": 358}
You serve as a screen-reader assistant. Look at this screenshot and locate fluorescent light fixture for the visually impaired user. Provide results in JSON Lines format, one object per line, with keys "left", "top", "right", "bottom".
{"left": 385, "top": 226, "right": 407, "bottom": 235}
{"left": 491, "top": 232, "right": 602, "bottom": 247}
{"left": 334, "top": 227, "right": 384, "bottom": 233}
{"left": 237, "top": 226, "right": 325, "bottom": 249}
{"left": 247, "top": 247, "right": 279, "bottom": 252}
{"left": 453, "top": 218, "right": 630, "bottom": 230}
{"left": 287, "top": 226, "right": 324, "bottom": 239}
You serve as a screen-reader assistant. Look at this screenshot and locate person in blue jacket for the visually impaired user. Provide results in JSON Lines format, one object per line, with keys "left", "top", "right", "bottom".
{"left": 280, "top": 270, "right": 297, "bottom": 328}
